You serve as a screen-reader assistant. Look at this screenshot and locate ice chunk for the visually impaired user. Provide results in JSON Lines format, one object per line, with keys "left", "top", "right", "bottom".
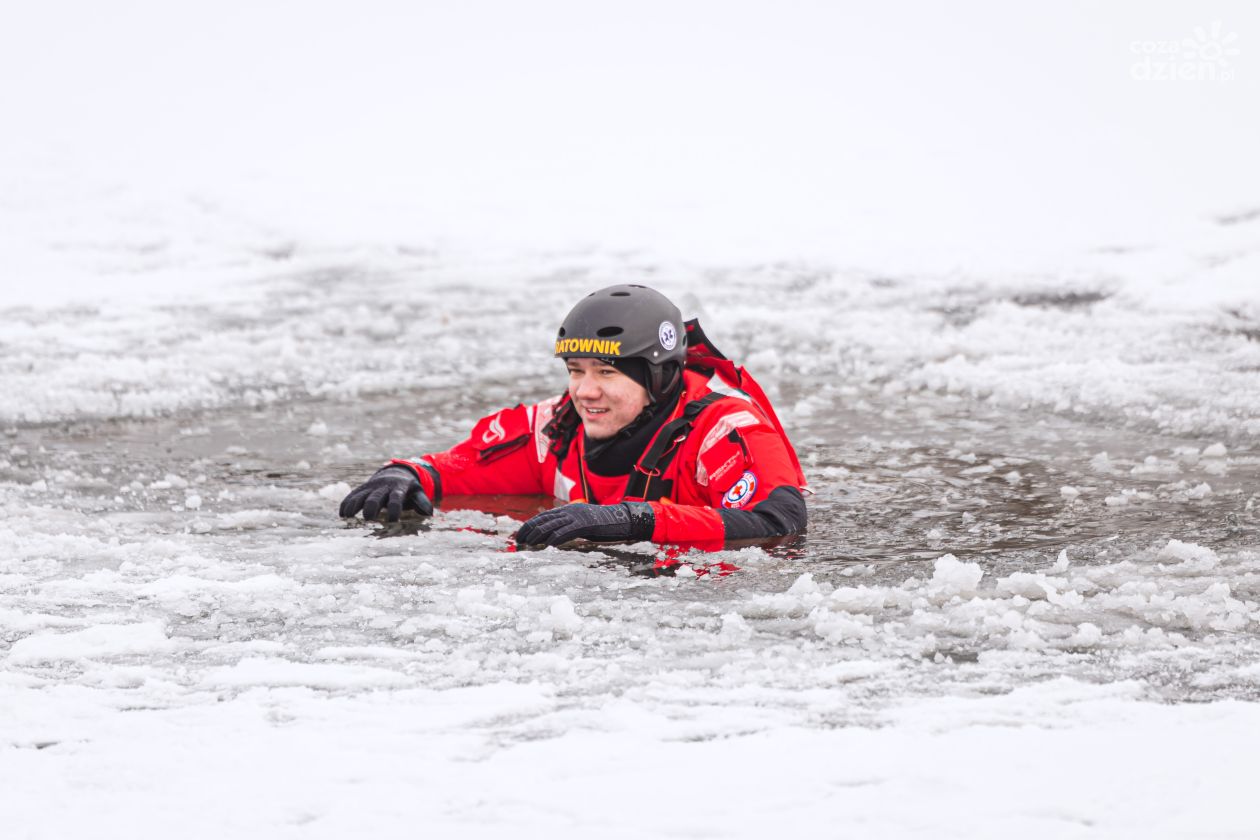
{"left": 996, "top": 572, "right": 1055, "bottom": 600}
{"left": 719, "top": 612, "right": 753, "bottom": 643}
{"left": 812, "top": 610, "right": 875, "bottom": 643}
{"left": 826, "top": 586, "right": 889, "bottom": 613}
{"left": 1156, "top": 540, "right": 1219, "bottom": 571}
{"left": 786, "top": 573, "right": 821, "bottom": 597}
{"left": 318, "top": 481, "right": 351, "bottom": 501}
{"left": 1173, "top": 446, "right": 1201, "bottom": 465}
{"left": 1089, "top": 452, "right": 1116, "bottom": 473}
{"left": 1130, "top": 456, "right": 1178, "bottom": 476}
{"left": 456, "top": 586, "right": 486, "bottom": 604}
{"left": 1060, "top": 485, "right": 1080, "bottom": 500}
{"left": 1202, "top": 443, "right": 1228, "bottom": 457}
{"left": 1203, "top": 460, "right": 1228, "bottom": 476}
{"left": 201, "top": 657, "right": 410, "bottom": 690}
{"left": 542, "top": 595, "right": 582, "bottom": 636}
{"left": 1064, "top": 622, "right": 1104, "bottom": 648}
{"left": 9, "top": 622, "right": 174, "bottom": 663}
{"left": 213, "top": 510, "right": 304, "bottom": 529}
{"left": 928, "top": 554, "right": 983, "bottom": 599}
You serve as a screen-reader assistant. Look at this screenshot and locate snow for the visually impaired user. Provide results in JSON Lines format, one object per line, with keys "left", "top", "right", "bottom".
{"left": 3, "top": 679, "right": 1260, "bottom": 838}
{"left": 8, "top": 622, "right": 174, "bottom": 663}
{"left": 4, "top": 0, "right": 1260, "bottom": 836}
{"left": 201, "top": 657, "right": 414, "bottom": 691}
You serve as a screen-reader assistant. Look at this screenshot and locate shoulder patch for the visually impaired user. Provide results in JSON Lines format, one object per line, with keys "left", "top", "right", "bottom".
{"left": 722, "top": 471, "right": 758, "bottom": 509}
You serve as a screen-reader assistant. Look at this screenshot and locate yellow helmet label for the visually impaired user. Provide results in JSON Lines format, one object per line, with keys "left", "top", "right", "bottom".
{"left": 554, "top": 338, "right": 623, "bottom": 356}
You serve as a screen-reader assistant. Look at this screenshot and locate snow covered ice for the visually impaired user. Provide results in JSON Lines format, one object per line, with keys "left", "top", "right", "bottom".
{"left": 4, "top": 2, "right": 1260, "bottom": 837}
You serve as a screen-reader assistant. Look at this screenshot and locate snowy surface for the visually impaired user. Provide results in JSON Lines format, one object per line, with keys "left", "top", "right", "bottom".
{"left": 4, "top": 2, "right": 1260, "bottom": 837}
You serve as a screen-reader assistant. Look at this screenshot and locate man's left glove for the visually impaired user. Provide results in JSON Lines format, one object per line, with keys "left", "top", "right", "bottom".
{"left": 515, "top": 502, "right": 655, "bottom": 548}
{"left": 339, "top": 466, "right": 434, "bottom": 523}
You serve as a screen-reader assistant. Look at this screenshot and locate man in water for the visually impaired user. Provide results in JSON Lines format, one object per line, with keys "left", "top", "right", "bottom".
{"left": 339, "top": 284, "right": 808, "bottom": 548}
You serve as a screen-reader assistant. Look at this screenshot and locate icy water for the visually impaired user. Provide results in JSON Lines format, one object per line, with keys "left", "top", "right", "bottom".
{"left": 5, "top": 381, "right": 1258, "bottom": 724}
{"left": 3, "top": 253, "right": 1260, "bottom": 765}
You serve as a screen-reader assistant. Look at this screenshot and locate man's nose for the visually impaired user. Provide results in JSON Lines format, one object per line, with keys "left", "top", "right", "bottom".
{"left": 575, "top": 374, "right": 602, "bottom": 400}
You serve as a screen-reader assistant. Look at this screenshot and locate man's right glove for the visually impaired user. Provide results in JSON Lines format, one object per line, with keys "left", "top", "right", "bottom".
{"left": 339, "top": 466, "right": 434, "bottom": 523}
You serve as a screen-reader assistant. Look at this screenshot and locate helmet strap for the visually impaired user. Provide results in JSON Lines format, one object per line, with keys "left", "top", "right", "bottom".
{"left": 647, "top": 362, "right": 682, "bottom": 405}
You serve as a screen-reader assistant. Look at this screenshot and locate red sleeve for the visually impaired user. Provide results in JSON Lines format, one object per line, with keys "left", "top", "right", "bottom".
{"left": 647, "top": 503, "right": 725, "bottom": 549}
{"left": 648, "top": 400, "right": 804, "bottom": 546}
{"left": 392, "top": 401, "right": 553, "bottom": 499}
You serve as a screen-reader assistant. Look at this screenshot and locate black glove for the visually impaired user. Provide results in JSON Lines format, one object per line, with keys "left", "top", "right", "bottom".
{"left": 515, "top": 502, "right": 655, "bottom": 548}
{"left": 339, "top": 466, "right": 434, "bottom": 523}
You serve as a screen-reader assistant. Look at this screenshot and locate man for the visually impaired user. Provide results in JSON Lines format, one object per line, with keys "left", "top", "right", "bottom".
{"left": 339, "top": 284, "right": 808, "bottom": 548}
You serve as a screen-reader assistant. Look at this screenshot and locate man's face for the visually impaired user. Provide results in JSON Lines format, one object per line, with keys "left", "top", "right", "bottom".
{"left": 566, "top": 357, "right": 650, "bottom": 440}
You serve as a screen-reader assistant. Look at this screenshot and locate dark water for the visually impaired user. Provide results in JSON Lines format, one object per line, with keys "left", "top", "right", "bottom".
{"left": 8, "top": 384, "right": 1257, "bottom": 579}
{"left": 4, "top": 385, "right": 1260, "bottom": 707}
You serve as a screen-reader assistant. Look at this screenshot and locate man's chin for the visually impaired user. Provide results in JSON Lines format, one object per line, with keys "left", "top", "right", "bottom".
{"left": 580, "top": 420, "right": 618, "bottom": 441}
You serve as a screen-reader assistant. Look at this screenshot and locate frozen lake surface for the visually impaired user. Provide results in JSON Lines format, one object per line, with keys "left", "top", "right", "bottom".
{"left": 7, "top": 371, "right": 1260, "bottom": 703}
{"left": 3, "top": 256, "right": 1259, "bottom": 837}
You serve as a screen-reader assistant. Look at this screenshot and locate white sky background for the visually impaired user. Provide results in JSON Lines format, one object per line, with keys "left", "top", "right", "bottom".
{"left": 1, "top": 0, "right": 1258, "bottom": 300}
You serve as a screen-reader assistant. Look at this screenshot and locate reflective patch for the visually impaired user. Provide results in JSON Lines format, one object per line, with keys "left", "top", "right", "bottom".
{"left": 553, "top": 471, "right": 577, "bottom": 501}
{"left": 534, "top": 395, "right": 562, "bottom": 463}
{"left": 722, "top": 471, "right": 757, "bottom": 509}
{"left": 699, "top": 410, "right": 761, "bottom": 456}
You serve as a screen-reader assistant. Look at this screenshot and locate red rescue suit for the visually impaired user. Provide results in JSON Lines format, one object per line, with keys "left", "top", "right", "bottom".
{"left": 391, "top": 322, "right": 808, "bottom": 546}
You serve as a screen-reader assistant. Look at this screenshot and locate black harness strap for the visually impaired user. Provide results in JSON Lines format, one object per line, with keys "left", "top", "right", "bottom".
{"left": 624, "top": 391, "right": 727, "bottom": 502}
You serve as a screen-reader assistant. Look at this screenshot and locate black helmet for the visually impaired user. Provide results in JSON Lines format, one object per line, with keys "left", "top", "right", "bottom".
{"left": 555, "top": 284, "right": 686, "bottom": 402}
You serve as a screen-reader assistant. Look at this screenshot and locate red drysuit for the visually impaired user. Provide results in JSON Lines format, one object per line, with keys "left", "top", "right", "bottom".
{"left": 390, "top": 322, "right": 808, "bottom": 546}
